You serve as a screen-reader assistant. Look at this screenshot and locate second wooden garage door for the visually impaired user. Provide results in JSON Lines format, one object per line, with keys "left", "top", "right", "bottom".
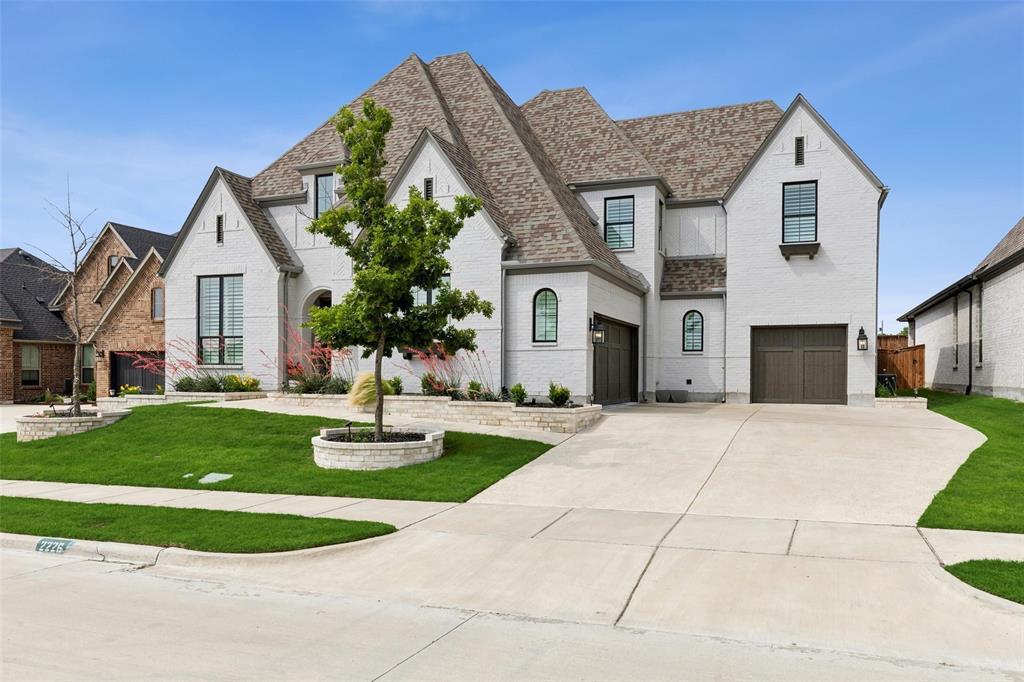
{"left": 593, "top": 316, "right": 638, "bottom": 405}
{"left": 751, "top": 326, "right": 847, "bottom": 404}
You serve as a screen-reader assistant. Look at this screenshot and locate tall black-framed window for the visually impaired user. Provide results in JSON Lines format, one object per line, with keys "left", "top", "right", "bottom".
{"left": 604, "top": 196, "right": 634, "bottom": 249}
{"left": 657, "top": 199, "right": 665, "bottom": 252}
{"left": 682, "top": 310, "right": 703, "bottom": 352}
{"left": 81, "top": 344, "right": 95, "bottom": 384}
{"left": 315, "top": 174, "right": 334, "bottom": 218}
{"left": 533, "top": 289, "right": 557, "bottom": 342}
{"left": 782, "top": 181, "right": 817, "bottom": 243}
{"left": 197, "top": 274, "right": 243, "bottom": 365}
{"left": 411, "top": 274, "right": 450, "bottom": 306}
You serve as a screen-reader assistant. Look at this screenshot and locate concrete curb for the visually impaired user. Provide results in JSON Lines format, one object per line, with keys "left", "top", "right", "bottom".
{"left": 0, "top": 529, "right": 398, "bottom": 568}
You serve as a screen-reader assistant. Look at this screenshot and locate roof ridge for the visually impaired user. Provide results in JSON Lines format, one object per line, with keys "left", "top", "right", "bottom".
{"left": 573, "top": 86, "right": 661, "bottom": 181}
{"left": 616, "top": 98, "right": 781, "bottom": 123}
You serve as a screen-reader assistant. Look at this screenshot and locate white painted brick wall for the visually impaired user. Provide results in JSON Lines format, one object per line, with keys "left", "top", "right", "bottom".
{"left": 658, "top": 297, "right": 725, "bottom": 400}
{"left": 724, "top": 103, "right": 880, "bottom": 406}
{"left": 164, "top": 176, "right": 283, "bottom": 390}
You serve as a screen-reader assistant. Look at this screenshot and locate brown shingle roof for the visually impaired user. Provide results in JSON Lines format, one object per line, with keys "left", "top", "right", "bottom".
{"left": 617, "top": 101, "right": 782, "bottom": 200}
{"left": 521, "top": 87, "right": 659, "bottom": 184}
{"left": 660, "top": 256, "right": 726, "bottom": 295}
{"left": 218, "top": 168, "right": 298, "bottom": 270}
{"left": 974, "top": 216, "right": 1024, "bottom": 274}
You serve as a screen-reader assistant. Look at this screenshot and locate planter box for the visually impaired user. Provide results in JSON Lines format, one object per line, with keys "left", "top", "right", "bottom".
{"left": 875, "top": 397, "right": 928, "bottom": 409}
{"left": 16, "top": 409, "right": 131, "bottom": 442}
{"left": 98, "top": 392, "right": 266, "bottom": 409}
{"left": 267, "top": 392, "right": 603, "bottom": 434}
{"left": 312, "top": 426, "right": 444, "bottom": 470}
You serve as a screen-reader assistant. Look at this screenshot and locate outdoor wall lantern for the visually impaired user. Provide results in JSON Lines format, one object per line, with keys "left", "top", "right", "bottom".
{"left": 856, "top": 326, "right": 869, "bottom": 351}
{"left": 590, "top": 318, "right": 607, "bottom": 345}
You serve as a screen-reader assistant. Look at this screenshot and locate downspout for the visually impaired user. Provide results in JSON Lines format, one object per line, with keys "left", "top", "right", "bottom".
{"left": 279, "top": 272, "right": 289, "bottom": 391}
{"left": 641, "top": 289, "right": 648, "bottom": 402}
{"left": 499, "top": 258, "right": 507, "bottom": 391}
{"left": 965, "top": 285, "right": 973, "bottom": 395}
{"left": 719, "top": 198, "right": 728, "bottom": 403}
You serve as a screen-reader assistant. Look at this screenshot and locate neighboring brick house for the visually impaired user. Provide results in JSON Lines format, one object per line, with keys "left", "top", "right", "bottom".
{"left": 0, "top": 248, "right": 75, "bottom": 403}
{"left": 900, "top": 217, "right": 1023, "bottom": 401}
{"left": 162, "top": 52, "right": 886, "bottom": 405}
{"left": 51, "top": 222, "right": 177, "bottom": 397}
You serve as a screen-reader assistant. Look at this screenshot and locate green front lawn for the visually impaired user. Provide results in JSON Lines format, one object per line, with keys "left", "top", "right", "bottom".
{"left": 0, "top": 496, "right": 394, "bottom": 553}
{"left": 916, "top": 389, "right": 1024, "bottom": 534}
{"left": 0, "top": 404, "right": 551, "bottom": 502}
{"left": 945, "top": 560, "right": 1024, "bottom": 605}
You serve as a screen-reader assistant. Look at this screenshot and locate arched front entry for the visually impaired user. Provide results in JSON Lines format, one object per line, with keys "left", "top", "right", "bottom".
{"left": 300, "top": 288, "right": 333, "bottom": 374}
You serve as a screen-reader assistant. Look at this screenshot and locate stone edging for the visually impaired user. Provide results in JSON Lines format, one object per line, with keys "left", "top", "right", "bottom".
{"left": 16, "top": 409, "right": 131, "bottom": 442}
{"left": 312, "top": 426, "right": 445, "bottom": 470}
{"left": 98, "top": 391, "right": 266, "bottom": 409}
{"left": 268, "top": 392, "right": 603, "bottom": 433}
{"left": 875, "top": 397, "right": 928, "bottom": 409}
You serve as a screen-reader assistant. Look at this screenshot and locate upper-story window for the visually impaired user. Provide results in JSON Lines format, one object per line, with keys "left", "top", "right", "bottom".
{"left": 108, "top": 255, "right": 120, "bottom": 274}
{"left": 423, "top": 177, "right": 434, "bottom": 200}
{"left": 198, "top": 274, "right": 243, "bottom": 365}
{"left": 795, "top": 136, "right": 805, "bottom": 166}
{"left": 411, "top": 274, "right": 450, "bottom": 306}
{"left": 604, "top": 196, "right": 634, "bottom": 250}
{"left": 533, "top": 289, "right": 557, "bottom": 343}
{"left": 315, "top": 174, "right": 334, "bottom": 218}
{"left": 782, "top": 181, "right": 817, "bottom": 243}
{"left": 151, "top": 287, "right": 165, "bottom": 321}
{"left": 683, "top": 310, "right": 703, "bottom": 352}
{"left": 657, "top": 199, "right": 664, "bottom": 252}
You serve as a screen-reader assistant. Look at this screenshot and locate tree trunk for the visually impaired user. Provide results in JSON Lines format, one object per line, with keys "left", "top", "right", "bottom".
{"left": 71, "top": 342, "right": 82, "bottom": 417}
{"left": 374, "top": 335, "right": 385, "bottom": 442}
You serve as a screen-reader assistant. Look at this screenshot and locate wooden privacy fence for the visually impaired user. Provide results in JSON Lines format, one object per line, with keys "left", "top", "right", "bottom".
{"left": 877, "top": 334, "right": 909, "bottom": 351}
{"left": 877, "top": 344, "right": 925, "bottom": 390}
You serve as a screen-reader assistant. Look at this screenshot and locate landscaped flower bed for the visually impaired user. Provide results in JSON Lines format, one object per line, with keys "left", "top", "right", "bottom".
{"left": 312, "top": 426, "right": 445, "bottom": 470}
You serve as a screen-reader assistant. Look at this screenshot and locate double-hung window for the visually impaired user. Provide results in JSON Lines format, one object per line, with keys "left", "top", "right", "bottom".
{"left": 604, "top": 196, "right": 634, "bottom": 249}
{"left": 20, "top": 345, "right": 40, "bottom": 386}
{"left": 151, "top": 287, "right": 165, "bottom": 321}
{"left": 782, "top": 181, "right": 817, "bottom": 243}
{"left": 81, "top": 345, "right": 95, "bottom": 384}
{"left": 315, "top": 174, "right": 334, "bottom": 218}
{"left": 411, "top": 274, "right": 450, "bottom": 306}
{"left": 198, "top": 275, "right": 243, "bottom": 365}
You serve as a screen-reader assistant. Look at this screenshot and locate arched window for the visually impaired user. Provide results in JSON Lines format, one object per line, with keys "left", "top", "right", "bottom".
{"left": 533, "top": 289, "right": 557, "bottom": 342}
{"left": 683, "top": 310, "right": 703, "bottom": 352}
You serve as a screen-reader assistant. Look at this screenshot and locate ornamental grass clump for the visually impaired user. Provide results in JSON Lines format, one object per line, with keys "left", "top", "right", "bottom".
{"left": 348, "top": 371, "right": 394, "bottom": 407}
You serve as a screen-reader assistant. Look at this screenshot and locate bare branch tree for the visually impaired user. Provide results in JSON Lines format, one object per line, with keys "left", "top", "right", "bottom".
{"left": 27, "top": 177, "right": 99, "bottom": 416}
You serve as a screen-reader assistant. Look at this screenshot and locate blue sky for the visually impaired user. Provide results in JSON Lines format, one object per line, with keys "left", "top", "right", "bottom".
{"left": 2, "top": 1, "right": 1022, "bottom": 329}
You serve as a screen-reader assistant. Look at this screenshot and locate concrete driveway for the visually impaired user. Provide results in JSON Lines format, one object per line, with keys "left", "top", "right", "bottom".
{"left": 473, "top": 402, "right": 986, "bottom": 525}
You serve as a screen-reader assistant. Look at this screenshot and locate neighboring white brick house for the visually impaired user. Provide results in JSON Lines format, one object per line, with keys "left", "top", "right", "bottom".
{"left": 900, "top": 217, "right": 1024, "bottom": 402}
{"left": 161, "top": 52, "right": 886, "bottom": 405}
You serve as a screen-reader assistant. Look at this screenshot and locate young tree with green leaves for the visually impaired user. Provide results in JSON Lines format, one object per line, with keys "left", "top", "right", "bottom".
{"left": 307, "top": 99, "right": 494, "bottom": 441}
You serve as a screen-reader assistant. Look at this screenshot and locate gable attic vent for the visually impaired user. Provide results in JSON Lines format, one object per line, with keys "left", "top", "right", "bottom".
{"left": 423, "top": 177, "right": 434, "bottom": 200}
{"left": 216, "top": 215, "right": 224, "bottom": 244}
{"left": 795, "top": 137, "right": 805, "bottom": 166}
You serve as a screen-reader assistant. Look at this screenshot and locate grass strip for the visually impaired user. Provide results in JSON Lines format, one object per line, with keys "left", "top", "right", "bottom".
{"left": 945, "top": 560, "right": 1024, "bottom": 605}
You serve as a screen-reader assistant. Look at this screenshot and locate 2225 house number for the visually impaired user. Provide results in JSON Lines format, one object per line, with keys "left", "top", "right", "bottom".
{"left": 35, "top": 538, "right": 74, "bottom": 554}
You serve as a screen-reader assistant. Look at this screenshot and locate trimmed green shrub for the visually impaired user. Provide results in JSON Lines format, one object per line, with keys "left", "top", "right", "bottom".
{"left": 509, "top": 383, "right": 527, "bottom": 405}
{"left": 548, "top": 381, "right": 571, "bottom": 407}
{"left": 194, "top": 375, "right": 224, "bottom": 393}
{"left": 173, "top": 376, "right": 196, "bottom": 392}
{"left": 467, "top": 380, "right": 483, "bottom": 400}
{"left": 387, "top": 375, "right": 403, "bottom": 396}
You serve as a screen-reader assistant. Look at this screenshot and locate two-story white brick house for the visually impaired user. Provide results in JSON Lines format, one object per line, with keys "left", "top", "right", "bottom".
{"left": 160, "top": 52, "right": 887, "bottom": 405}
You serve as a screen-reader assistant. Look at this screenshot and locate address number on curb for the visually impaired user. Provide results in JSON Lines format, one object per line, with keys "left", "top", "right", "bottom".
{"left": 35, "top": 538, "right": 74, "bottom": 554}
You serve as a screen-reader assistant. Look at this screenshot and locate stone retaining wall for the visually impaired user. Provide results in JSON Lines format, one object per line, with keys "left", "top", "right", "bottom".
{"left": 312, "top": 427, "right": 444, "bottom": 470}
{"left": 875, "top": 397, "right": 929, "bottom": 409}
{"left": 98, "top": 391, "right": 266, "bottom": 409}
{"left": 16, "top": 409, "right": 131, "bottom": 442}
{"left": 267, "top": 392, "right": 603, "bottom": 433}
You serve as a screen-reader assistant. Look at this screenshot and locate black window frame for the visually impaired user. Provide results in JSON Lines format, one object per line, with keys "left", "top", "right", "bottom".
{"left": 795, "top": 136, "right": 805, "bottom": 166}
{"left": 20, "top": 344, "right": 40, "bottom": 386}
{"left": 657, "top": 199, "right": 664, "bottom": 252}
{"left": 423, "top": 177, "right": 434, "bottom": 200}
{"left": 314, "top": 173, "right": 333, "bottom": 218}
{"left": 196, "top": 274, "right": 243, "bottom": 366}
{"left": 781, "top": 180, "right": 818, "bottom": 244}
{"left": 411, "top": 273, "right": 450, "bottom": 307}
{"left": 604, "top": 195, "right": 635, "bottom": 250}
{"left": 215, "top": 214, "right": 224, "bottom": 244}
{"left": 532, "top": 289, "right": 558, "bottom": 343}
{"left": 81, "top": 344, "right": 95, "bottom": 385}
{"left": 682, "top": 310, "right": 703, "bottom": 352}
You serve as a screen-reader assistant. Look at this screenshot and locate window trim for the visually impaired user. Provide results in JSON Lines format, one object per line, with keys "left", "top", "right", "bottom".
{"left": 314, "top": 173, "right": 333, "bottom": 218}
{"left": 20, "top": 344, "right": 40, "bottom": 386}
{"left": 151, "top": 287, "right": 165, "bottom": 321}
{"left": 795, "top": 136, "right": 805, "bottom": 166}
{"left": 532, "top": 288, "right": 558, "bottom": 343}
{"left": 682, "top": 310, "right": 704, "bottom": 353}
{"left": 781, "top": 180, "right": 818, "bottom": 244}
{"left": 603, "top": 195, "right": 635, "bottom": 250}
{"left": 81, "top": 344, "right": 95, "bottom": 384}
{"left": 215, "top": 214, "right": 224, "bottom": 244}
{"left": 196, "top": 274, "right": 243, "bottom": 366}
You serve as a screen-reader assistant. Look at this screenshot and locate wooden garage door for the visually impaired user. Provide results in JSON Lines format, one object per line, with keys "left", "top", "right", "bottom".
{"left": 751, "top": 326, "right": 846, "bottom": 404}
{"left": 593, "top": 316, "right": 638, "bottom": 405}
{"left": 111, "top": 352, "right": 165, "bottom": 394}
